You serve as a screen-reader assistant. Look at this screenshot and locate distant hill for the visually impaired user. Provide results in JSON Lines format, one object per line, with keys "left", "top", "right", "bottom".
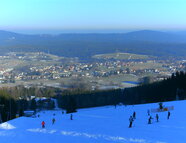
{"left": 171, "top": 31, "right": 186, "bottom": 36}
{"left": 122, "top": 30, "right": 186, "bottom": 43}
{"left": 1, "top": 30, "right": 186, "bottom": 59}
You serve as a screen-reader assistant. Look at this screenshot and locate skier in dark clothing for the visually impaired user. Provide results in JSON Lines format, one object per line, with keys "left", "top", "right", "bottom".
{"left": 159, "top": 102, "right": 163, "bottom": 110}
{"left": 42, "top": 121, "right": 45, "bottom": 128}
{"left": 114, "top": 104, "right": 117, "bottom": 109}
{"left": 156, "top": 114, "right": 159, "bottom": 122}
{"left": 129, "top": 116, "right": 134, "bottom": 128}
{"left": 147, "top": 110, "right": 150, "bottom": 116}
{"left": 167, "top": 111, "right": 170, "bottom": 119}
{"left": 70, "top": 114, "right": 73, "bottom": 120}
{"left": 133, "top": 111, "right": 136, "bottom": 119}
{"left": 148, "top": 116, "right": 153, "bottom": 124}
{"left": 52, "top": 118, "right": 56, "bottom": 124}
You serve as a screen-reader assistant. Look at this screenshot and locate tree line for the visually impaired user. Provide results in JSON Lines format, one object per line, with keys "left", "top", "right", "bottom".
{"left": 122, "top": 71, "right": 186, "bottom": 105}
{"left": 57, "top": 71, "right": 186, "bottom": 113}
{"left": 0, "top": 90, "right": 17, "bottom": 122}
{"left": 0, "top": 86, "right": 57, "bottom": 122}
{"left": 57, "top": 89, "right": 122, "bottom": 113}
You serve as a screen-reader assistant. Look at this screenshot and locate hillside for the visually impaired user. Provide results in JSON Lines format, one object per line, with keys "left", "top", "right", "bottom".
{"left": 0, "top": 100, "right": 185, "bottom": 143}
{"left": 1, "top": 30, "right": 186, "bottom": 59}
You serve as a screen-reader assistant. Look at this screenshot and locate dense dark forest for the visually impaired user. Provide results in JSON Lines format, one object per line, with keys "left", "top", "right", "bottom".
{"left": 57, "top": 89, "right": 122, "bottom": 113}
{"left": 57, "top": 71, "right": 186, "bottom": 113}
{"left": 0, "top": 86, "right": 56, "bottom": 122}
{"left": 123, "top": 71, "right": 186, "bottom": 104}
{"left": 0, "top": 90, "right": 17, "bottom": 122}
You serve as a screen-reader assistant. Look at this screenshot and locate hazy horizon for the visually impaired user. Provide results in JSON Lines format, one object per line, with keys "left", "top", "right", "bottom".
{"left": 1, "top": 29, "right": 186, "bottom": 35}
{"left": 1, "top": 0, "right": 186, "bottom": 34}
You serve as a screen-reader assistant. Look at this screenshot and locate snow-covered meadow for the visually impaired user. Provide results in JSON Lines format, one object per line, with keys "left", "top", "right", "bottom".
{"left": 0, "top": 100, "right": 185, "bottom": 143}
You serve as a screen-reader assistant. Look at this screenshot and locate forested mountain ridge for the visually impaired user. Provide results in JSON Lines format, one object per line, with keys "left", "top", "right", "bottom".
{"left": 1, "top": 30, "right": 186, "bottom": 59}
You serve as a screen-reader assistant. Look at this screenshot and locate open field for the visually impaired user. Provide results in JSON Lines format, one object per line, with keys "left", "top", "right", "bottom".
{"left": 92, "top": 52, "right": 150, "bottom": 60}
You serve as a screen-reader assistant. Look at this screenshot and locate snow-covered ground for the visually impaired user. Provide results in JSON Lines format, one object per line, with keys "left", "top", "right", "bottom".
{"left": 0, "top": 100, "right": 185, "bottom": 143}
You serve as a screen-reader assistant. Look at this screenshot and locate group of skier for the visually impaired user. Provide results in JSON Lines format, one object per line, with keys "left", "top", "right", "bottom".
{"left": 39, "top": 103, "right": 171, "bottom": 129}
{"left": 40, "top": 113, "right": 56, "bottom": 128}
{"left": 40, "top": 112, "right": 73, "bottom": 128}
{"left": 129, "top": 110, "right": 171, "bottom": 128}
{"left": 41, "top": 119, "right": 55, "bottom": 128}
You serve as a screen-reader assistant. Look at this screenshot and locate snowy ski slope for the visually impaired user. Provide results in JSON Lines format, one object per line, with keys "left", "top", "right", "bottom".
{"left": 0, "top": 100, "right": 185, "bottom": 143}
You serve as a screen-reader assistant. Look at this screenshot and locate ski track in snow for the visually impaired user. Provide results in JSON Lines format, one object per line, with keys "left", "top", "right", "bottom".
{"left": 27, "top": 128, "right": 166, "bottom": 143}
{"left": 61, "top": 130, "right": 147, "bottom": 143}
{"left": 78, "top": 114, "right": 111, "bottom": 119}
{"left": 159, "top": 125, "right": 185, "bottom": 129}
{"left": 27, "top": 128, "right": 57, "bottom": 134}
{"left": 60, "top": 130, "right": 167, "bottom": 143}
{"left": 0, "top": 131, "right": 11, "bottom": 136}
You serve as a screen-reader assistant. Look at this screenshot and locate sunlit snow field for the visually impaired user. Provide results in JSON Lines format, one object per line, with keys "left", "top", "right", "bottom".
{"left": 0, "top": 100, "right": 185, "bottom": 143}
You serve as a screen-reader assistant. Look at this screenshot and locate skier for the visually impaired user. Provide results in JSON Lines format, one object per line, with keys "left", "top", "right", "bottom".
{"left": 156, "top": 114, "right": 159, "bottom": 122}
{"left": 70, "top": 114, "right": 73, "bottom": 120}
{"left": 159, "top": 102, "right": 163, "bottom": 110}
{"left": 147, "top": 110, "right": 150, "bottom": 116}
{"left": 133, "top": 111, "right": 136, "bottom": 119}
{"left": 167, "top": 111, "right": 170, "bottom": 119}
{"left": 148, "top": 116, "right": 153, "bottom": 124}
{"left": 129, "top": 116, "right": 134, "bottom": 128}
{"left": 114, "top": 104, "right": 117, "bottom": 109}
{"left": 42, "top": 121, "right": 45, "bottom": 128}
{"left": 52, "top": 118, "right": 56, "bottom": 124}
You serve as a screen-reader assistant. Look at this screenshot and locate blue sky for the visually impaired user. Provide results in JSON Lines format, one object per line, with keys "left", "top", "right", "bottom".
{"left": 0, "top": 0, "right": 186, "bottom": 33}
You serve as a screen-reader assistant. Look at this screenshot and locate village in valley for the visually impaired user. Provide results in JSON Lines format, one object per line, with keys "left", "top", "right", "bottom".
{"left": 0, "top": 52, "right": 185, "bottom": 90}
